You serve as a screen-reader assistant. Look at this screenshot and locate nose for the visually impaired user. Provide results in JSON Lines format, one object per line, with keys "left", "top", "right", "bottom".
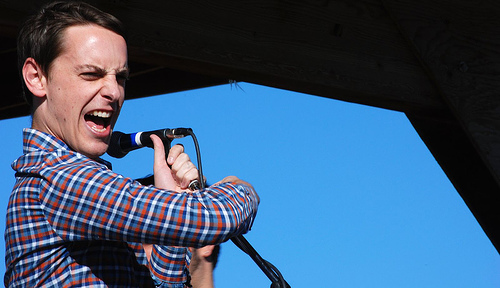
{"left": 100, "top": 74, "right": 124, "bottom": 102}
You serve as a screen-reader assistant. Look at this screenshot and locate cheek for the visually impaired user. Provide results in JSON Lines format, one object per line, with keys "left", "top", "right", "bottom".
{"left": 49, "top": 90, "right": 84, "bottom": 123}
{"left": 117, "top": 95, "right": 125, "bottom": 111}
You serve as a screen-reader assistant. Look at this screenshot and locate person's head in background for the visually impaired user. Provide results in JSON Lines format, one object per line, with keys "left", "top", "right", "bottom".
{"left": 189, "top": 245, "right": 220, "bottom": 288}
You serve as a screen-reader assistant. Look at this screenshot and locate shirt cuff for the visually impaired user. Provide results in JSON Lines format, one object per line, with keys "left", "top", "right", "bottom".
{"left": 150, "top": 245, "right": 191, "bottom": 287}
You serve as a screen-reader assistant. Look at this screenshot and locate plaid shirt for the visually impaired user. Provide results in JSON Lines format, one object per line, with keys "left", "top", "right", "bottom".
{"left": 5, "top": 128, "right": 258, "bottom": 287}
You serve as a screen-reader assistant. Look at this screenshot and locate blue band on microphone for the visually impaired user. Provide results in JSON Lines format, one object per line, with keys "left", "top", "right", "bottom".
{"left": 130, "top": 132, "right": 140, "bottom": 147}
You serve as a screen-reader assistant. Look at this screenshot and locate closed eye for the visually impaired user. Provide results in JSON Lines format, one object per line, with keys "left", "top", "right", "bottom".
{"left": 77, "top": 65, "right": 129, "bottom": 86}
{"left": 80, "top": 66, "right": 107, "bottom": 80}
{"left": 116, "top": 70, "right": 129, "bottom": 86}
{"left": 80, "top": 72, "right": 104, "bottom": 80}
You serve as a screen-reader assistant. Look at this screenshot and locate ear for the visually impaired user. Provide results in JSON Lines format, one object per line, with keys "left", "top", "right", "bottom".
{"left": 22, "top": 57, "right": 47, "bottom": 98}
{"left": 200, "top": 245, "right": 215, "bottom": 257}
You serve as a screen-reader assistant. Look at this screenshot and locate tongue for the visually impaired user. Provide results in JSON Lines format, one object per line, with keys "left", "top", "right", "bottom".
{"left": 85, "top": 115, "right": 106, "bottom": 130}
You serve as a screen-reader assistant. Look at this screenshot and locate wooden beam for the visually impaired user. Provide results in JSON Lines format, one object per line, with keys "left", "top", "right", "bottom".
{"left": 0, "top": 0, "right": 448, "bottom": 116}
{"left": 84, "top": 0, "right": 446, "bottom": 113}
{"left": 407, "top": 111, "right": 500, "bottom": 252}
{"left": 382, "top": 0, "right": 500, "bottom": 252}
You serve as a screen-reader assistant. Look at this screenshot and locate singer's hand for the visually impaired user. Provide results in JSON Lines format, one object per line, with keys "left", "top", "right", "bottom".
{"left": 167, "top": 144, "right": 199, "bottom": 190}
{"left": 213, "top": 176, "right": 259, "bottom": 203}
{"left": 213, "top": 176, "right": 252, "bottom": 188}
{"left": 151, "top": 134, "right": 198, "bottom": 191}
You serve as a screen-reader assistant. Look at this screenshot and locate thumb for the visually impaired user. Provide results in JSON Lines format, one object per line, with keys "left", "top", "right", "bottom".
{"left": 151, "top": 134, "right": 175, "bottom": 188}
{"left": 151, "top": 134, "right": 167, "bottom": 172}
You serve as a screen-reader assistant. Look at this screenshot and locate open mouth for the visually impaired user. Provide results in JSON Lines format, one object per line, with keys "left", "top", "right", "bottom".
{"left": 84, "top": 110, "right": 112, "bottom": 133}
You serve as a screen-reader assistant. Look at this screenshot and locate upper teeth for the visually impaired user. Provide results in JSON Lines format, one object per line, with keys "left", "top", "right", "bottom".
{"left": 89, "top": 111, "right": 111, "bottom": 118}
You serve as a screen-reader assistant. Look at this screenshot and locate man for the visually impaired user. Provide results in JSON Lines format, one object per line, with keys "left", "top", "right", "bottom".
{"left": 188, "top": 245, "right": 219, "bottom": 288}
{"left": 5, "top": 1, "right": 259, "bottom": 287}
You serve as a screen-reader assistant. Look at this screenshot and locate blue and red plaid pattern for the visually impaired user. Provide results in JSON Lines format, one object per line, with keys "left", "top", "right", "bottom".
{"left": 5, "top": 128, "right": 258, "bottom": 287}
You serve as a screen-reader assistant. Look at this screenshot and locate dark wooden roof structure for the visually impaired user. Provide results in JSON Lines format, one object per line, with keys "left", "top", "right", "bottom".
{"left": 1, "top": 0, "right": 499, "bottom": 253}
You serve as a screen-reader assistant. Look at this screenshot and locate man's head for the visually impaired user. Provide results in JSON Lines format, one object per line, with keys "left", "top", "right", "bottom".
{"left": 189, "top": 245, "right": 220, "bottom": 288}
{"left": 19, "top": 1, "right": 129, "bottom": 159}
{"left": 18, "top": 1, "right": 127, "bottom": 105}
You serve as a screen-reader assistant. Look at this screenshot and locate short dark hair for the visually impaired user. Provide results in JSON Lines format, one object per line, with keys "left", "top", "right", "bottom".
{"left": 207, "top": 244, "right": 220, "bottom": 269}
{"left": 17, "top": 1, "right": 127, "bottom": 106}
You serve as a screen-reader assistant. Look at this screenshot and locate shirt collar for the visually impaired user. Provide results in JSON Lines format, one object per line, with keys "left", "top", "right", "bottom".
{"left": 22, "top": 128, "right": 112, "bottom": 169}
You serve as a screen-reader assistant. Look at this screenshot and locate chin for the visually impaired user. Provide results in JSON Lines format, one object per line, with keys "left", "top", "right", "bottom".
{"left": 82, "top": 143, "right": 109, "bottom": 159}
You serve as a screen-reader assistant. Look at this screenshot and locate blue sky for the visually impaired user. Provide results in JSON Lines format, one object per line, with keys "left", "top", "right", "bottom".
{"left": 1, "top": 82, "right": 499, "bottom": 287}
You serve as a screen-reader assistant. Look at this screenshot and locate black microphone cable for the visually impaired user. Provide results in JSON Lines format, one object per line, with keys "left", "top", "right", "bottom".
{"left": 183, "top": 128, "right": 203, "bottom": 191}
{"left": 173, "top": 129, "right": 290, "bottom": 288}
{"left": 187, "top": 133, "right": 290, "bottom": 287}
{"left": 231, "top": 234, "right": 290, "bottom": 288}
{"left": 109, "top": 128, "right": 290, "bottom": 287}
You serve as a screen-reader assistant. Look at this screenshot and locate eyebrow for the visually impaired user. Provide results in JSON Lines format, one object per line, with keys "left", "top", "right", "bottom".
{"left": 116, "top": 67, "right": 130, "bottom": 79}
{"left": 77, "top": 64, "right": 130, "bottom": 78}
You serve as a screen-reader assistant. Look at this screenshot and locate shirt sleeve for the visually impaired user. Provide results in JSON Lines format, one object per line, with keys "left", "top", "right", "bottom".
{"left": 149, "top": 245, "right": 191, "bottom": 286}
{"left": 36, "top": 153, "right": 258, "bottom": 245}
{"left": 32, "top": 151, "right": 258, "bottom": 283}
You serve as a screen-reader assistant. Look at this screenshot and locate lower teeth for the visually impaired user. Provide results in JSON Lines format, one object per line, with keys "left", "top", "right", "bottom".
{"left": 92, "top": 125, "right": 106, "bottom": 133}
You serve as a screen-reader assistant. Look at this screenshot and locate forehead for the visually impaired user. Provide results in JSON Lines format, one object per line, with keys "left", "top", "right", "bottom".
{"left": 57, "top": 24, "right": 128, "bottom": 69}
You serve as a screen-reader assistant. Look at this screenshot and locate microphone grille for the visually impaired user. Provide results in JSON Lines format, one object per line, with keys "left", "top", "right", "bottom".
{"left": 107, "top": 131, "right": 128, "bottom": 158}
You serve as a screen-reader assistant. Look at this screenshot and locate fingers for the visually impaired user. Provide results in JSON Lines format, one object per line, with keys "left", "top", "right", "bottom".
{"left": 213, "top": 176, "right": 259, "bottom": 202}
{"left": 168, "top": 144, "right": 200, "bottom": 189}
{"left": 150, "top": 138, "right": 199, "bottom": 190}
{"left": 214, "top": 176, "right": 253, "bottom": 189}
{"left": 166, "top": 144, "right": 183, "bottom": 166}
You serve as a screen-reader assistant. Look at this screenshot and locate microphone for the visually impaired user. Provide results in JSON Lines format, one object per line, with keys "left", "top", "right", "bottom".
{"left": 107, "top": 128, "right": 192, "bottom": 158}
